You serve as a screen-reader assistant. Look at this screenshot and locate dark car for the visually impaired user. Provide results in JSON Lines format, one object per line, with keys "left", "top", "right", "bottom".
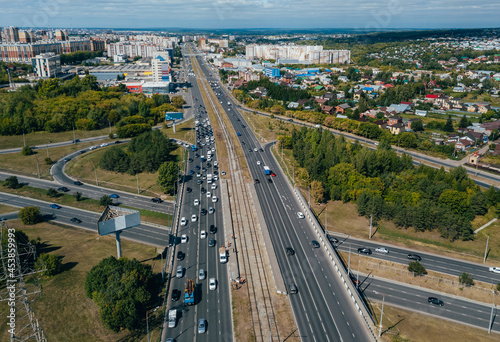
{"left": 73, "top": 139, "right": 80, "bottom": 143}
{"left": 195, "top": 153, "right": 200, "bottom": 158}
{"left": 286, "top": 247, "right": 295, "bottom": 256}
{"left": 428, "top": 297, "right": 444, "bottom": 306}
{"left": 328, "top": 236, "right": 339, "bottom": 244}
{"left": 407, "top": 253, "right": 422, "bottom": 261}
{"left": 70, "top": 218, "right": 82, "bottom": 224}
{"left": 289, "top": 283, "right": 298, "bottom": 294}
{"left": 189, "top": 158, "right": 193, "bottom": 163}
{"left": 209, "top": 225, "right": 217, "bottom": 234}
{"left": 208, "top": 239, "right": 216, "bottom": 247}
{"left": 267, "top": 178, "right": 273, "bottom": 183}
{"left": 254, "top": 179, "right": 260, "bottom": 184}
{"left": 201, "top": 187, "right": 206, "bottom": 194}
{"left": 171, "top": 289, "right": 181, "bottom": 301}
{"left": 151, "top": 197, "right": 163, "bottom": 203}
{"left": 114, "top": 140, "right": 122, "bottom": 144}
{"left": 201, "top": 208, "right": 207, "bottom": 216}
{"left": 176, "top": 251, "right": 185, "bottom": 261}
{"left": 73, "top": 181, "right": 83, "bottom": 186}
{"left": 195, "top": 165, "right": 201, "bottom": 170}
{"left": 186, "top": 187, "right": 192, "bottom": 193}
{"left": 57, "top": 187, "right": 70, "bottom": 192}
{"left": 357, "top": 248, "right": 372, "bottom": 255}
{"left": 312, "top": 240, "right": 320, "bottom": 248}
{"left": 109, "top": 194, "right": 119, "bottom": 199}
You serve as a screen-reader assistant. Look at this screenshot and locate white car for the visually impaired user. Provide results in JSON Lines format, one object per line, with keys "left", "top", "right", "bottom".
{"left": 212, "top": 196, "right": 218, "bottom": 203}
{"left": 257, "top": 161, "right": 261, "bottom": 165}
{"left": 375, "top": 247, "right": 389, "bottom": 254}
{"left": 214, "top": 175, "right": 218, "bottom": 181}
{"left": 207, "top": 191, "right": 211, "bottom": 198}
{"left": 100, "top": 143, "right": 108, "bottom": 147}
{"left": 181, "top": 234, "right": 188, "bottom": 243}
{"left": 489, "top": 267, "right": 500, "bottom": 274}
{"left": 191, "top": 214, "right": 198, "bottom": 222}
{"left": 200, "top": 230, "right": 207, "bottom": 239}
{"left": 194, "top": 199, "right": 199, "bottom": 206}
{"left": 254, "top": 148, "right": 258, "bottom": 152}
{"left": 209, "top": 278, "right": 217, "bottom": 290}
{"left": 211, "top": 183, "right": 217, "bottom": 190}
{"left": 214, "top": 161, "right": 218, "bottom": 167}
{"left": 196, "top": 173, "right": 201, "bottom": 178}
{"left": 180, "top": 217, "right": 187, "bottom": 226}
{"left": 221, "top": 171, "right": 226, "bottom": 175}
{"left": 297, "top": 212, "right": 305, "bottom": 219}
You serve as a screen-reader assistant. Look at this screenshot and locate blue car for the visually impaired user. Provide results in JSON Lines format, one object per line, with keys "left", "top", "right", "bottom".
{"left": 50, "top": 204, "right": 61, "bottom": 209}
{"left": 110, "top": 194, "right": 119, "bottom": 199}
{"left": 237, "top": 132, "right": 241, "bottom": 136}
{"left": 189, "top": 170, "right": 194, "bottom": 175}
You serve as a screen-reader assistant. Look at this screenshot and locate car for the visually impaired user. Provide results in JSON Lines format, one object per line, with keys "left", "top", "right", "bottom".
{"left": 257, "top": 161, "right": 261, "bottom": 165}
{"left": 312, "top": 240, "right": 320, "bottom": 248}
{"left": 186, "top": 187, "right": 192, "bottom": 193}
{"left": 197, "top": 319, "right": 206, "bottom": 334}
{"left": 151, "top": 197, "right": 163, "bottom": 203}
{"left": 180, "top": 217, "right": 187, "bottom": 226}
{"left": 407, "top": 253, "right": 422, "bottom": 261}
{"left": 197, "top": 179, "right": 202, "bottom": 184}
{"left": 286, "top": 247, "right": 295, "bottom": 256}
{"left": 189, "top": 158, "right": 193, "bottom": 162}
{"left": 214, "top": 161, "right": 218, "bottom": 166}
{"left": 176, "top": 251, "right": 185, "bottom": 261}
{"left": 50, "top": 204, "right": 61, "bottom": 209}
{"left": 194, "top": 199, "right": 199, "bottom": 206}
{"left": 328, "top": 236, "right": 339, "bottom": 244}
{"left": 209, "top": 278, "right": 217, "bottom": 290}
{"left": 375, "top": 247, "right": 389, "bottom": 254}
{"left": 191, "top": 214, "right": 198, "bottom": 222}
{"left": 270, "top": 172, "right": 276, "bottom": 177}
{"left": 176, "top": 266, "right": 183, "bottom": 278}
{"left": 489, "top": 267, "right": 500, "bottom": 274}
{"left": 114, "top": 140, "right": 122, "bottom": 144}
{"left": 181, "top": 234, "right": 188, "bottom": 243}
{"left": 57, "top": 187, "right": 70, "bottom": 192}
{"left": 200, "top": 230, "right": 207, "bottom": 239}
{"left": 207, "top": 191, "right": 211, "bottom": 198}
{"left": 190, "top": 169, "right": 195, "bottom": 175}
{"left": 208, "top": 239, "right": 216, "bottom": 247}
{"left": 199, "top": 269, "right": 206, "bottom": 280}
{"left": 428, "top": 297, "right": 444, "bottom": 306}
{"left": 109, "top": 194, "right": 119, "bottom": 199}
{"left": 214, "top": 175, "right": 218, "bottom": 181}
{"left": 248, "top": 149, "right": 252, "bottom": 152}
{"left": 358, "top": 248, "right": 372, "bottom": 255}
{"left": 237, "top": 132, "right": 241, "bottom": 136}
{"left": 208, "top": 207, "right": 215, "bottom": 214}
{"left": 73, "top": 181, "right": 83, "bottom": 186}
{"left": 211, "top": 183, "right": 217, "bottom": 190}
{"left": 70, "top": 218, "right": 82, "bottom": 224}
{"left": 254, "top": 179, "right": 260, "bottom": 184}
{"left": 89, "top": 146, "right": 97, "bottom": 150}
{"left": 195, "top": 165, "right": 200, "bottom": 170}
{"left": 100, "top": 143, "right": 109, "bottom": 147}
{"left": 212, "top": 196, "right": 217, "bottom": 203}
{"left": 171, "top": 289, "right": 181, "bottom": 302}
{"left": 289, "top": 283, "right": 298, "bottom": 294}
{"left": 201, "top": 187, "right": 206, "bottom": 194}
{"left": 297, "top": 212, "right": 305, "bottom": 219}
{"left": 73, "top": 139, "right": 80, "bottom": 143}
{"left": 254, "top": 148, "right": 258, "bottom": 152}
{"left": 267, "top": 178, "right": 273, "bottom": 183}
{"left": 259, "top": 148, "right": 264, "bottom": 152}
{"left": 221, "top": 171, "right": 226, "bottom": 175}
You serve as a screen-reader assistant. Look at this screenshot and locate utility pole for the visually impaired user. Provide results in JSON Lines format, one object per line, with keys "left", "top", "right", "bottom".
{"left": 378, "top": 295, "right": 385, "bottom": 337}
{"left": 348, "top": 245, "right": 351, "bottom": 277}
{"left": 308, "top": 184, "right": 311, "bottom": 208}
{"left": 369, "top": 214, "right": 373, "bottom": 239}
{"left": 484, "top": 235, "right": 489, "bottom": 263}
{"left": 356, "top": 259, "right": 360, "bottom": 289}
{"left": 136, "top": 173, "right": 140, "bottom": 194}
{"left": 46, "top": 141, "right": 50, "bottom": 158}
{"left": 90, "top": 160, "right": 98, "bottom": 186}
{"left": 146, "top": 306, "right": 159, "bottom": 342}
{"left": 72, "top": 125, "right": 76, "bottom": 143}
{"left": 35, "top": 155, "right": 40, "bottom": 179}
{"left": 325, "top": 205, "right": 328, "bottom": 231}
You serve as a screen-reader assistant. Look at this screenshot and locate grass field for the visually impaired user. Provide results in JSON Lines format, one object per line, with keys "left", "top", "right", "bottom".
{"left": 0, "top": 220, "right": 164, "bottom": 342}
{"left": 0, "top": 204, "right": 17, "bottom": 215}
{"left": 161, "top": 118, "right": 195, "bottom": 144}
{"left": 0, "top": 139, "right": 114, "bottom": 180}
{"left": 0, "top": 127, "right": 113, "bottom": 150}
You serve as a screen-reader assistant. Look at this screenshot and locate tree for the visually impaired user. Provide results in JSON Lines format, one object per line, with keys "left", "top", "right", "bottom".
{"left": 158, "top": 161, "right": 178, "bottom": 195}
{"left": 408, "top": 261, "right": 427, "bottom": 276}
{"left": 444, "top": 115, "right": 454, "bottom": 132}
{"left": 490, "top": 129, "right": 499, "bottom": 142}
{"left": 21, "top": 146, "right": 34, "bottom": 156}
{"left": 458, "top": 115, "right": 469, "bottom": 129}
{"left": 35, "top": 253, "right": 62, "bottom": 277}
{"left": 459, "top": 272, "right": 474, "bottom": 287}
{"left": 171, "top": 96, "right": 186, "bottom": 109}
{"left": 469, "top": 192, "right": 488, "bottom": 216}
{"left": 398, "top": 132, "right": 418, "bottom": 149}
{"left": 310, "top": 180, "right": 325, "bottom": 204}
{"left": 99, "top": 195, "right": 112, "bottom": 207}
{"left": 74, "top": 192, "right": 83, "bottom": 201}
{"left": 47, "top": 188, "right": 58, "bottom": 197}
{"left": 410, "top": 120, "right": 424, "bottom": 132}
{"left": 18, "top": 206, "right": 42, "bottom": 225}
{"left": 3, "top": 176, "right": 20, "bottom": 189}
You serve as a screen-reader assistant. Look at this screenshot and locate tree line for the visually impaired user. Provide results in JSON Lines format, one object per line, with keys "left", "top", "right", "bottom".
{"left": 285, "top": 126, "right": 494, "bottom": 241}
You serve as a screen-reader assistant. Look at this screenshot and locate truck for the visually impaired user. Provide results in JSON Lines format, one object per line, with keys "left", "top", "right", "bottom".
{"left": 263, "top": 166, "right": 271, "bottom": 175}
{"left": 185, "top": 279, "right": 195, "bottom": 305}
{"left": 207, "top": 174, "right": 213, "bottom": 184}
{"left": 168, "top": 309, "right": 177, "bottom": 328}
{"left": 219, "top": 246, "right": 227, "bottom": 263}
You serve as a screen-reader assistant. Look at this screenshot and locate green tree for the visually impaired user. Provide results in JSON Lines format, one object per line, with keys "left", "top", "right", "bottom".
{"left": 171, "top": 96, "right": 186, "bottom": 109}
{"left": 444, "top": 115, "right": 454, "bottom": 132}
{"left": 74, "top": 192, "right": 83, "bottom": 201}
{"left": 398, "top": 132, "right": 418, "bottom": 148}
{"left": 18, "top": 206, "right": 42, "bottom": 225}
{"left": 459, "top": 272, "right": 474, "bottom": 287}
{"left": 469, "top": 192, "right": 488, "bottom": 216}
{"left": 458, "top": 115, "right": 469, "bottom": 129}
{"left": 35, "top": 253, "right": 62, "bottom": 277}
{"left": 310, "top": 180, "right": 325, "bottom": 204}
{"left": 490, "top": 129, "right": 499, "bottom": 142}
{"left": 3, "top": 176, "right": 20, "bottom": 189}
{"left": 47, "top": 188, "right": 58, "bottom": 197}
{"left": 410, "top": 120, "right": 424, "bottom": 132}
{"left": 21, "top": 146, "right": 34, "bottom": 156}
{"left": 408, "top": 261, "right": 427, "bottom": 276}
{"left": 158, "top": 161, "right": 178, "bottom": 195}
{"left": 99, "top": 195, "right": 113, "bottom": 207}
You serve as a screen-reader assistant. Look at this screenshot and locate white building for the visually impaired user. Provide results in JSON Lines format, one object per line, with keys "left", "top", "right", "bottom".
{"left": 31, "top": 52, "right": 60, "bottom": 78}
{"left": 245, "top": 44, "right": 350, "bottom": 64}
{"left": 151, "top": 52, "right": 171, "bottom": 83}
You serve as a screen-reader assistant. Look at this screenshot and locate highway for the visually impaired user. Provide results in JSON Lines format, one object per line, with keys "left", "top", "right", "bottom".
{"left": 328, "top": 234, "right": 500, "bottom": 286}
{"left": 163, "top": 51, "right": 232, "bottom": 342}
{"left": 195, "top": 51, "right": 374, "bottom": 341}
{"left": 0, "top": 191, "right": 169, "bottom": 247}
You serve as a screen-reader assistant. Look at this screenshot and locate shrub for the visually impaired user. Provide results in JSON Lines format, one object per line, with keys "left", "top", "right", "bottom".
{"left": 408, "top": 261, "right": 427, "bottom": 276}
{"left": 18, "top": 206, "right": 42, "bottom": 225}
{"left": 21, "top": 146, "right": 34, "bottom": 156}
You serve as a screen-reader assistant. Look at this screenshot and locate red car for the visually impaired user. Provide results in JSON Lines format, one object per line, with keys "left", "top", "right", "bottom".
{"left": 270, "top": 172, "right": 276, "bottom": 177}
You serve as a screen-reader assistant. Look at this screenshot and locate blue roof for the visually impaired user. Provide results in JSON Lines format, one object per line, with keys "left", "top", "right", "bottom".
{"left": 363, "top": 87, "right": 373, "bottom": 91}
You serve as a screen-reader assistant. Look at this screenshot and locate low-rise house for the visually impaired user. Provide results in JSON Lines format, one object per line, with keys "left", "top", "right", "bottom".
{"left": 321, "top": 105, "right": 335, "bottom": 115}
{"left": 336, "top": 103, "right": 351, "bottom": 114}
{"left": 455, "top": 138, "right": 473, "bottom": 152}
{"left": 288, "top": 102, "right": 299, "bottom": 109}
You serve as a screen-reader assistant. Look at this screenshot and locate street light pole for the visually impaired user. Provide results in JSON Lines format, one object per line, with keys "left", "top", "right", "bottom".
{"left": 146, "top": 306, "right": 159, "bottom": 342}
{"left": 484, "top": 235, "right": 489, "bottom": 263}
{"left": 369, "top": 214, "right": 373, "bottom": 239}
{"left": 348, "top": 245, "right": 351, "bottom": 277}
{"left": 90, "top": 160, "right": 98, "bottom": 186}
{"left": 136, "top": 173, "right": 140, "bottom": 194}
{"left": 46, "top": 141, "right": 50, "bottom": 158}
{"left": 378, "top": 295, "right": 385, "bottom": 337}
{"left": 488, "top": 291, "right": 495, "bottom": 334}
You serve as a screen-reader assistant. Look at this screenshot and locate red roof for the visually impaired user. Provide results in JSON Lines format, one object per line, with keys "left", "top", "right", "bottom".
{"left": 383, "top": 84, "right": 394, "bottom": 88}
{"left": 401, "top": 101, "right": 412, "bottom": 105}
{"left": 426, "top": 94, "right": 439, "bottom": 99}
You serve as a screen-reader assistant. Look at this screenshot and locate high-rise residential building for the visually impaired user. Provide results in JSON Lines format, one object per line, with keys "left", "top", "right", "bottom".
{"left": 0, "top": 40, "right": 91, "bottom": 62}
{"left": 55, "top": 29, "right": 68, "bottom": 41}
{"left": 199, "top": 38, "right": 207, "bottom": 50}
{"left": 3, "top": 27, "right": 19, "bottom": 43}
{"left": 32, "top": 52, "right": 61, "bottom": 78}
{"left": 152, "top": 51, "right": 171, "bottom": 83}
{"left": 245, "top": 44, "right": 350, "bottom": 64}
{"left": 19, "top": 30, "right": 36, "bottom": 43}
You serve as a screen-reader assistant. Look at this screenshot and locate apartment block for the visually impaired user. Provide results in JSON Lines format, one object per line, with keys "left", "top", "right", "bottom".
{"left": 32, "top": 52, "right": 61, "bottom": 78}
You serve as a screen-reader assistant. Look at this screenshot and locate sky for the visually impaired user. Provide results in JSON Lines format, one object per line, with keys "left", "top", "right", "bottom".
{"left": 1, "top": 0, "right": 499, "bottom": 30}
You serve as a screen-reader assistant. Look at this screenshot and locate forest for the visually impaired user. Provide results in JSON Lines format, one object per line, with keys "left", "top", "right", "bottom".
{"left": 284, "top": 126, "right": 497, "bottom": 241}
{"left": 0, "top": 75, "right": 181, "bottom": 135}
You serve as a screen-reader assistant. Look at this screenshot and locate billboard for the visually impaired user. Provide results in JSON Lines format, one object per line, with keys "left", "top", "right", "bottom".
{"left": 97, "top": 206, "right": 141, "bottom": 236}
{"left": 165, "top": 112, "right": 184, "bottom": 121}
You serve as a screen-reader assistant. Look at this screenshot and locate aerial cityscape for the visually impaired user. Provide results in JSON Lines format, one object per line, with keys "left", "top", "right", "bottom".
{"left": 1, "top": 2, "right": 500, "bottom": 342}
